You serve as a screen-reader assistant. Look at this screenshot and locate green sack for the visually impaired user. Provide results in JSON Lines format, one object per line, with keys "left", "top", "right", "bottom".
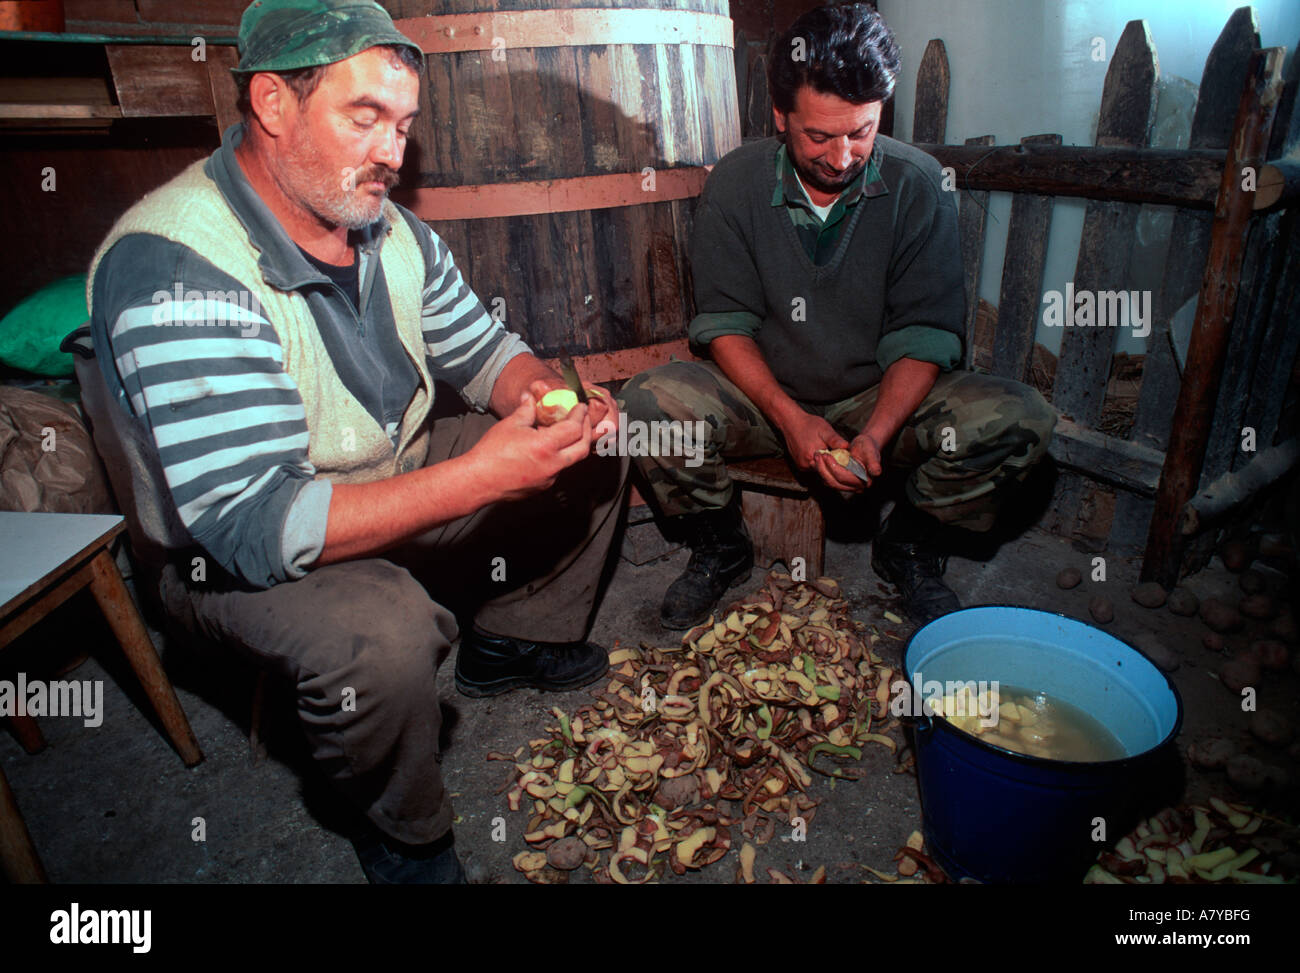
{"left": 0, "top": 276, "right": 89, "bottom": 377}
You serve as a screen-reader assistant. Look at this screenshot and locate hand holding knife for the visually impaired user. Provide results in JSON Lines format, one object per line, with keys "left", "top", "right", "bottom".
{"left": 818, "top": 447, "right": 871, "bottom": 483}
{"left": 557, "top": 352, "right": 589, "bottom": 406}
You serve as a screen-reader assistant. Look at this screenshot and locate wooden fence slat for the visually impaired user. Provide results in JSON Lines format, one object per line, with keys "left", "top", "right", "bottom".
{"left": 1048, "top": 20, "right": 1158, "bottom": 535}
{"left": 1141, "top": 46, "right": 1286, "bottom": 586}
{"left": 958, "top": 134, "right": 995, "bottom": 368}
{"left": 1110, "top": 6, "right": 1260, "bottom": 553}
{"left": 912, "top": 39, "right": 949, "bottom": 144}
{"left": 1053, "top": 20, "right": 1158, "bottom": 423}
{"left": 993, "top": 133, "right": 1060, "bottom": 383}
{"left": 1203, "top": 210, "right": 1286, "bottom": 482}
{"left": 1249, "top": 210, "right": 1300, "bottom": 449}
{"left": 1201, "top": 17, "right": 1293, "bottom": 486}
{"left": 1170, "top": 22, "right": 1295, "bottom": 567}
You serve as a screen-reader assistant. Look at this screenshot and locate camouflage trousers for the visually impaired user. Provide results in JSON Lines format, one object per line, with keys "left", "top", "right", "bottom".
{"left": 617, "top": 360, "right": 1057, "bottom": 532}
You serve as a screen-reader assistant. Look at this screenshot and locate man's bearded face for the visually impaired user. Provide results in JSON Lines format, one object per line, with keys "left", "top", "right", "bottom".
{"left": 775, "top": 86, "right": 882, "bottom": 197}
{"left": 268, "top": 48, "right": 420, "bottom": 231}
{"left": 276, "top": 111, "right": 402, "bottom": 230}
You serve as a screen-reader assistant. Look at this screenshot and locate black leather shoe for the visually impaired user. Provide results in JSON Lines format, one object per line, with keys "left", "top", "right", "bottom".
{"left": 660, "top": 495, "right": 754, "bottom": 630}
{"left": 871, "top": 502, "right": 962, "bottom": 626}
{"left": 352, "top": 828, "right": 467, "bottom": 884}
{"left": 454, "top": 627, "right": 609, "bottom": 698}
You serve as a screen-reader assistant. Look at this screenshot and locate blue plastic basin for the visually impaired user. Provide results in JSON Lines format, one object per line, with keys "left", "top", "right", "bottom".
{"left": 903, "top": 606, "right": 1183, "bottom": 884}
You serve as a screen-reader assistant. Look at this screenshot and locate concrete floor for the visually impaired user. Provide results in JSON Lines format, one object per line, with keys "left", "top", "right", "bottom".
{"left": 3, "top": 498, "right": 1297, "bottom": 884}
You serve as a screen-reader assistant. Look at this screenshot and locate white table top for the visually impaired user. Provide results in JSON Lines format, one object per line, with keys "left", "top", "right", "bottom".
{"left": 0, "top": 512, "right": 125, "bottom": 614}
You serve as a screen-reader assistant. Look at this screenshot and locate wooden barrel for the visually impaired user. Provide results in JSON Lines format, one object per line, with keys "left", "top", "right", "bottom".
{"left": 385, "top": 0, "right": 740, "bottom": 365}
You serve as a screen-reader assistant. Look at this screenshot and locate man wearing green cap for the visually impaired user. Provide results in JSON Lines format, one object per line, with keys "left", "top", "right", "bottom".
{"left": 85, "top": 0, "right": 625, "bottom": 884}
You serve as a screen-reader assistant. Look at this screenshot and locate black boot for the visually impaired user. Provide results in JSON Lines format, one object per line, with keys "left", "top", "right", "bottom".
{"left": 871, "top": 502, "right": 962, "bottom": 626}
{"left": 351, "top": 825, "right": 468, "bottom": 884}
{"left": 454, "top": 628, "right": 609, "bottom": 698}
{"left": 660, "top": 495, "right": 754, "bottom": 630}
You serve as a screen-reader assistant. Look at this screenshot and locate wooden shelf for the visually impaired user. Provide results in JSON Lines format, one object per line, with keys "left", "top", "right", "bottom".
{"left": 0, "top": 30, "right": 237, "bottom": 44}
{"left": 0, "top": 103, "right": 120, "bottom": 117}
{"left": 0, "top": 36, "right": 238, "bottom": 130}
{"left": 0, "top": 74, "right": 118, "bottom": 127}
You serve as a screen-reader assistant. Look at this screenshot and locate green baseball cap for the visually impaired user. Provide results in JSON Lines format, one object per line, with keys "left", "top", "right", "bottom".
{"left": 233, "top": 0, "right": 424, "bottom": 77}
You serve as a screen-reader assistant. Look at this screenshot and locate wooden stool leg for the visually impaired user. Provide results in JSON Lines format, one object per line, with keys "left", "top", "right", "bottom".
{"left": 741, "top": 492, "right": 826, "bottom": 578}
{"left": 0, "top": 765, "right": 47, "bottom": 883}
{"left": 86, "top": 550, "right": 203, "bottom": 767}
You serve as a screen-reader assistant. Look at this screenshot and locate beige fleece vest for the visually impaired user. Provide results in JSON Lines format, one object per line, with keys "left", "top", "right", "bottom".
{"left": 87, "top": 159, "right": 432, "bottom": 486}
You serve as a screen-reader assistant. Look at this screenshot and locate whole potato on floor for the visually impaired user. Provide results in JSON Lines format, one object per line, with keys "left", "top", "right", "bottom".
{"left": 1089, "top": 596, "right": 1114, "bottom": 624}
{"left": 1239, "top": 593, "right": 1276, "bottom": 620}
{"left": 1249, "top": 710, "right": 1294, "bottom": 747}
{"left": 1226, "top": 754, "right": 1267, "bottom": 791}
{"left": 655, "top": 774, "right": 701, "bottom": 810}
{"left": 1200, "top": 598, "right": 1243, "bottom": 633}
{"left": 547, "top": 836, "right": 588, "bottom": 871}
{"left": 1238, "top": 570, "right": 1266, "bottom": 595}
{"left": 1167, "top": 587, "right": 1199, "bottom": 616}
{"left": 1187, "top": 737, "right": 1235, "bottom": 769}
{"left": 1056, "top": 567, "right": 1082, "bottom": 590}
{"left": 1219, "top": 539, "right": 1252, "bottom": 572}
{"left": 1248, "top": 639, "right": 1290, "bottom": 672}
{"left": 1219, "top": 658, "right": 1260, "bottom": 693}
{"left": 1130, "top": 582, "right": 1167, "bottom": 608}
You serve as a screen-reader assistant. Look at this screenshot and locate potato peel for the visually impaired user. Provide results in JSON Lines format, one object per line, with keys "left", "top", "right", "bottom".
{"left": 1087, "top": 801, "right": 1298, "bottom": 885}
{"left": 503, "top": 570, "right": 899, "bottom": 883}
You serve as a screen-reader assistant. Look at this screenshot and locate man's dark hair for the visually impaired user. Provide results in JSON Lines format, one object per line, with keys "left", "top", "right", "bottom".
{"left": 768, "top": 3, "right": 902, "bottom": 114}
{"left": 235, "top": 43, "right": 424, "bottom": 123}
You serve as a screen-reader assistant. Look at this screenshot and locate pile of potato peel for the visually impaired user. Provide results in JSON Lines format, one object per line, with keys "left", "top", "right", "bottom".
{"left": 1086, "top": 796, "right": 1298, "bottom": 884}
{"left": 500, "top": 570, "right": 903, "bottom": 883}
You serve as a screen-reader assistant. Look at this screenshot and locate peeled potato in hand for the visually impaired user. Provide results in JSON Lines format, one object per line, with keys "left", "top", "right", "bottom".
{"left": 817, "top": 448, "right": 854, "bottom": 467}
{"left": 536, "top": 389, "right": 580, "bottom": 426}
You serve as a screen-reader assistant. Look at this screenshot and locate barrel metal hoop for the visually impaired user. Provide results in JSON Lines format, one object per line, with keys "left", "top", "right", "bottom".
{"left": 396, "top": 9, "right": 735, "bottom": 53}
{"left": 399, "top": 165, "right": 711, "bottom": 221}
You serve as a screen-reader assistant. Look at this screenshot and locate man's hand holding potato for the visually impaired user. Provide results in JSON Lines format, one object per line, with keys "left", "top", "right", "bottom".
{"left": 527, "top": 377, "right": 619, "bottom": 440}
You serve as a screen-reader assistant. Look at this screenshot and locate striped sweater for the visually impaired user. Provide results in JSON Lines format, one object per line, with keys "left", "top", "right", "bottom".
{"left": 87, "top": 123, "right": 527, "bottom": 589}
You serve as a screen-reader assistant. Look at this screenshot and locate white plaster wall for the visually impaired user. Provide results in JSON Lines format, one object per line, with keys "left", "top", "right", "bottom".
{"left": 877, "top": 0, "right": 1300, "bottom": 356}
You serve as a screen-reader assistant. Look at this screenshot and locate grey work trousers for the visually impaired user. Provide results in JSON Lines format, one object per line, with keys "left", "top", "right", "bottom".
{"left": 158, "top": 411, "right": 627, "bottom": 845}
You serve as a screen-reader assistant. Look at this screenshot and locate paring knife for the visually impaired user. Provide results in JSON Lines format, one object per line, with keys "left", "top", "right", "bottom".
{"left": 819, "top": 448, "right": 871, "bottom": 483}
{"left": 557, "top": 353, "right": 589, "bottom": 405}
{"left": 843, "top": 456, "right": 871, "bottom": 483}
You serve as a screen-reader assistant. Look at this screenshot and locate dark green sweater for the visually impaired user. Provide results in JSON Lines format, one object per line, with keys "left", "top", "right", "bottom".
{"left": 687, "top": 136, "right": 965, "bottom": 405}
